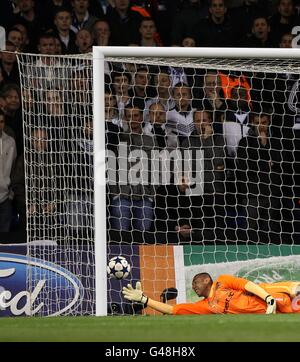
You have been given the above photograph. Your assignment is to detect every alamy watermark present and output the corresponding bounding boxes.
[95,142,204,196]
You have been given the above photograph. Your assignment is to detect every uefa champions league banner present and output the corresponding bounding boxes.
[183,245,300,303]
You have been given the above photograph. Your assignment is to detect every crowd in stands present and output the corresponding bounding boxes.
[0,0,299,244]
[104,63,299,245]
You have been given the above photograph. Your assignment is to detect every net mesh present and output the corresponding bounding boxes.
[16,51,300,316]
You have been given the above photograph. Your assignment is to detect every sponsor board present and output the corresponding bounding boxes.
[0,253,84,317]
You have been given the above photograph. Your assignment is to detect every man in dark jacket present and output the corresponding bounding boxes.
[181,109,226,241]
[106,0,144,45]
[109,104,157,232]
[236,111,282,243]
[192,0,237,47]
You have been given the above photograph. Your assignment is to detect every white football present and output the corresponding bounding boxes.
[107,256,131,280]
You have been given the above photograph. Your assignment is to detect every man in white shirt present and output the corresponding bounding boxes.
[166,82,195,147]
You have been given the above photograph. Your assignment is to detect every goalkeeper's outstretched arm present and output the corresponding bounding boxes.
[122,282,174,314]
[146,298,173,314]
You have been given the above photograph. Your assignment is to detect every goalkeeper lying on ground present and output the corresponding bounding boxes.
[122,273,300,314]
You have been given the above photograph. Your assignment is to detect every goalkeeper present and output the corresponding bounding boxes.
[122,273,300,315]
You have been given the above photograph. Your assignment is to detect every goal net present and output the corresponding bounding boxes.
[16,48,300,316]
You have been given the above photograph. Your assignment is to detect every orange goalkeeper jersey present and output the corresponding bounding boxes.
[173,274,295,315]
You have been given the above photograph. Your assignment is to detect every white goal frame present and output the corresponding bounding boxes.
[93,46,300,316]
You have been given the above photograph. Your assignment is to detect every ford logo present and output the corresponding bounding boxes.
[0,253,84,317]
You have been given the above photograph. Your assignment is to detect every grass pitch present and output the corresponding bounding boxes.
[0,314,300,342]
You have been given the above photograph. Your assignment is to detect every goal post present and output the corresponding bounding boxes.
[13,47,300,318]
[92,46,300,314]
[93,48,107,316]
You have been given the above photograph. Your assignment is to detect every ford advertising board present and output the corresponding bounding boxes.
[0,253,84,317]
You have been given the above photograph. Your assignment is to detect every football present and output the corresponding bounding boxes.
[107,256,131,280]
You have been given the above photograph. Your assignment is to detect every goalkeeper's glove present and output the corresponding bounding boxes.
[265,295,276,314]
[122,282,148,306]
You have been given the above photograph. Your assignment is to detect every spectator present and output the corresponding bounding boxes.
[129,66,153,109]
[279,31,294,47]
[222,83,251,218]
[12,23,30,52]
[44,89,65,117]
[31,34,69,91]
[11,151,26,233]
[239,15,275,47]
[75,28,93,53]
[92,19,112,46]
[223,85,251,158]
[26,127,60,241]
[182,109,226,241]
[196,70,225,135]
[54,36,63,54]
[71,67,93,105]
[236,111,281,243]
[154,175,203,243]
[37,33,57,56]
[269,0,299,46]
[0,109,17,232]
[201,71,224,110]
[53,8,77,54]
[0,94,6,112]
[6,27,23,51]
[182,37,196,47]
[106,0,144,45]
[111,70,132,123]
[0,41,20,86]
[131,1,181,46]
[63,117,94,236]
[192,0,237,47]
[166,82,195,147]
[1,83,23,155]
[109,104,157,232]
[105,90,118,119]
[42,88,71,140]
[145,69,175,122]
[105,91,121,154]
[138,17,162,46]
[229,0,270,41]
[13,0,45,45]
[143,101,167,149]
[171,0,208,46]
[40,89,68,146]
[70,0,99,34]
[21,88,34,114]
[41,0,73,31]
[222,83,252,227]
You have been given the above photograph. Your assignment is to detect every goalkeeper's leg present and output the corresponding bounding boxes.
[268,292,300,313]
[260,281,300,299]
